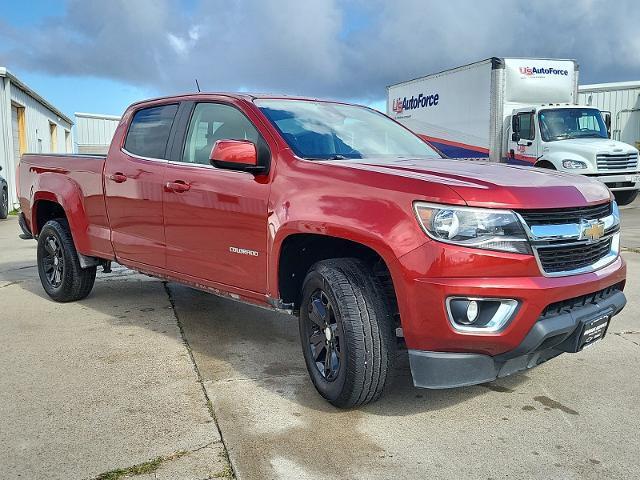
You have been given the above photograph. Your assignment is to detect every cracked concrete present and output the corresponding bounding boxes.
[0,217,231,480]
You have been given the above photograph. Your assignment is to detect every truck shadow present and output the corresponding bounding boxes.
[8,262,529,418]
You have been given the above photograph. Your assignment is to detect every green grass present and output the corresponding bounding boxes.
[8,208,19,216]
[212,450,234,479]
[94,451,188,480]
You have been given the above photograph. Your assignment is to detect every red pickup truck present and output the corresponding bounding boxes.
[18,93,627,407]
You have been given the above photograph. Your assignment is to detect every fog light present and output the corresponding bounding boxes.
[446,297,519,332]
[466,300,479,323]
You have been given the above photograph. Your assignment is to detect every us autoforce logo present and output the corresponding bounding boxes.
[392,92,439,114]
[580,220,606,242]
[519,66,569,76]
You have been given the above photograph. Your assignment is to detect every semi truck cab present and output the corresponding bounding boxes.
[508,105,640,205]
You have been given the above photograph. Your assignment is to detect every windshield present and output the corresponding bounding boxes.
[539,108,608,142]
[255,99,442,160]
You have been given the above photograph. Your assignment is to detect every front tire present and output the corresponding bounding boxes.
[37,219,96,302]
[613,190,638,206]
[299,259,395,408]
[0,188,7,219]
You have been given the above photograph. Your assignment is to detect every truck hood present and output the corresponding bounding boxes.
[542,137,638,158]
[323,158,612,209]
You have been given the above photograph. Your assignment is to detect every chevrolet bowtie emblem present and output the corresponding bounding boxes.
[581,220,605,242]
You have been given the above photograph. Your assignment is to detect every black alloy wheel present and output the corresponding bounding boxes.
[42,234,65,288]
[306,289,342,381]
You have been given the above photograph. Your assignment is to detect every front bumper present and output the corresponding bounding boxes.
[409,287,626,388]
[588,172,640,191]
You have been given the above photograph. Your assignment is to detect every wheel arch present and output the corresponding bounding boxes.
[274,231,401,321]
[31,179,91,253]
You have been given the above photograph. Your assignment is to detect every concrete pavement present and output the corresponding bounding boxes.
[1,201,639,479]
[170,255,640,480]
[621,202,640,249]
[0,217,231,479]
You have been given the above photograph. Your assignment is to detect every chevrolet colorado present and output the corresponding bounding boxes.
[18,94,627,407]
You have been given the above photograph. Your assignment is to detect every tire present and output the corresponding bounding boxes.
[613,190,638,206]
[298,258,395,408]
[0,188,7,219]
[37,219,96,302]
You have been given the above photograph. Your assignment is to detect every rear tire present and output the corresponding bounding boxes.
[613,190,638,206]
[37,219,96,302]
[298,258,395,408]
[0,188,7,219]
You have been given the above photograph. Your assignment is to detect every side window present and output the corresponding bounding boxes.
[182,103,260,165]
[518,112,535,141]
[124,104,178,159]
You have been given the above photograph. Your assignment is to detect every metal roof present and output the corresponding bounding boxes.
[74,112,122,120]
[0,67,73,125]
[579,81,640,92]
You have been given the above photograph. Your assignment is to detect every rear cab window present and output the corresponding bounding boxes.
[124,104,178,159]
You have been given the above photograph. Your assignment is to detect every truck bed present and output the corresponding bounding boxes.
[18,153,114,259]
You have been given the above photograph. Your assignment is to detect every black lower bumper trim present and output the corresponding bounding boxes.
[409,290,626,389]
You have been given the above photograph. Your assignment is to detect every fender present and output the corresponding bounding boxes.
[31,173,92,255]
[269,218,425,305]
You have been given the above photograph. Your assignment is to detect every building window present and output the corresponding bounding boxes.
[49,122,58,153]
[64,130,72,153]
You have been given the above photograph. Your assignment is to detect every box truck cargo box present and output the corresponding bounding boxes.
[388,58,640,205]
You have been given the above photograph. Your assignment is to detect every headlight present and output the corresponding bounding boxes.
[562,159,587,169]
[414,202,532,254]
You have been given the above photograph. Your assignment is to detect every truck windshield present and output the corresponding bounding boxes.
[255,99,441,160]
[539,108,608,142]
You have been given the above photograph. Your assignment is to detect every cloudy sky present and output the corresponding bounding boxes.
[1,0,639,118]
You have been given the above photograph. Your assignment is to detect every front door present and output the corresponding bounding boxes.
[104,103,178,268]
[163,102,271,294]
[509,109,538,164]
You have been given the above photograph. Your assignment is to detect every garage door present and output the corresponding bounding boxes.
[11,104,20,164]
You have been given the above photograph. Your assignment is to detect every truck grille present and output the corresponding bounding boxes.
[517,202,611,226]
[536,238,613,274]
[596,153,638,171]
[517,201,618,276]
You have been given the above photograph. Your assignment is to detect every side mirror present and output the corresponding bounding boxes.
[511,115,520,142]
[602,111,612,138]
[210,139,263,173]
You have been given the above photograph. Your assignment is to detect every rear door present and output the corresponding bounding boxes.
[162,101,271,293]
[104,103,178,268]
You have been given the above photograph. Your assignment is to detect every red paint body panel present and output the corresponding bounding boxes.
[17,93,626,359]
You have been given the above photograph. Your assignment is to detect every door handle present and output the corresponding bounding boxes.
[109,173,128,183]
[164,181,191,193]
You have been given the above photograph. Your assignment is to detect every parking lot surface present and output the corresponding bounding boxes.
[1,201,639,479]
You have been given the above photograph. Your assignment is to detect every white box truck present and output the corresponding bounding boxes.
[387,57,640,205]
[579,81,640,150]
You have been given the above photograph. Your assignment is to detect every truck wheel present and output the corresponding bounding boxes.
[37,219,96,302]
[299,258,395,408]
[0,188,7,219]
[613,190,638,206]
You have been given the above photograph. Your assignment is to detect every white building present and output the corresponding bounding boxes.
[74,112,121,155]
[579,81,640,149]
[0,67,73,208]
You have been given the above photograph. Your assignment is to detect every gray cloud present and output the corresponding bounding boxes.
[1,0,639,103]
